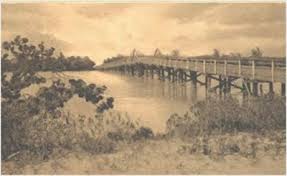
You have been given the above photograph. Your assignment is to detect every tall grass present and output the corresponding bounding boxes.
[2,108,154,160]
[166,95,286,159]
[166,95,286,137]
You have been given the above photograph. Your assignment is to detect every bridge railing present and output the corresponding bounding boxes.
[97,55,286,83]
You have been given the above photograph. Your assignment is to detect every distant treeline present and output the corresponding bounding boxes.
[2,37,95,72]
[4,54,95,72]
[102,47,276,64]
[41,55,95,71]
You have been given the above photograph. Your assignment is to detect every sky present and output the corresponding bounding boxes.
[2,3,286,64]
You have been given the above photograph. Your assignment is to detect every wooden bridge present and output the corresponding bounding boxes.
[96,50,286,98]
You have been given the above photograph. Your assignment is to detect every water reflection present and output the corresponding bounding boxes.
[23,71,282,133]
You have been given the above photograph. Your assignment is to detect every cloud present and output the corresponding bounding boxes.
[75,4,133,18]
[199,3,285,26]
[164,3,219,23]
[2,3,285,64]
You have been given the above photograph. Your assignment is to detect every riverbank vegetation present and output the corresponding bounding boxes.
[1,36,114,160]
[2,94,285,174]
[2,36,95,72]
[1,36,285,174]
[165,95,285,161]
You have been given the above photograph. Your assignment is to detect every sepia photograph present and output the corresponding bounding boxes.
[1,1,286,174]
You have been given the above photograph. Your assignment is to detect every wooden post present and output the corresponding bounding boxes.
[191,71,197,101]
[224,60,227,75]
[162,68,165,81]
[281,83,285,96]
[173,69,176,82]
[253,81,258,96]
[214,60,217,74]
[247,81,251,95]
[179,70,184,82]
[203,60,206,73]
[158,68,161,80]
[223,77,227,97]
[227,77,231,94]
[269,82,274,94]
[205,74,211,98]
[131,66,135,76]
[259,84,263,96]
[167,68,171,81]
[242,80,248,100]
[238,60,241,76]
[183,71,187,82]
[271,60,274,82]
[219,75,223,98]
[252,60,255,80]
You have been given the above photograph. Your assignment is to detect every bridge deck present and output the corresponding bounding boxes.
[97,56,286,83]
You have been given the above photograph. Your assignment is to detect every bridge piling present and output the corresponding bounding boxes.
[242,80,248,100]
[246,81,251,95]
[190,71,197,101]
[223,77,227,97]
[151,68,154,79]
[167,68,171,81]
[253,82,258,96]
[281,83,285,96]
[227,77,232,94]
[205,74,211,97]
[161,68,165,81]
[269,82,274,94]
[218,75,223,98]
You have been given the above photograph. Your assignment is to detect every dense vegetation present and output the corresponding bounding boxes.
[166,96,285,158]
[166,95,285,137]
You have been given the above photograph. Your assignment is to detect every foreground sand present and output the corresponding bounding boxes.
[2,138,285,175]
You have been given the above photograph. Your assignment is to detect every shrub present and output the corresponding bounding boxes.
[132,127,154,140]
[166,95,286,137]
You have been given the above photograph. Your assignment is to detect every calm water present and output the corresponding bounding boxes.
[23,71,281,132]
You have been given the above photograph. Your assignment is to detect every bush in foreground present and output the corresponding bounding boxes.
[166,95,285,138]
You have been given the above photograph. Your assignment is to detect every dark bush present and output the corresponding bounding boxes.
[132,127,154,140]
